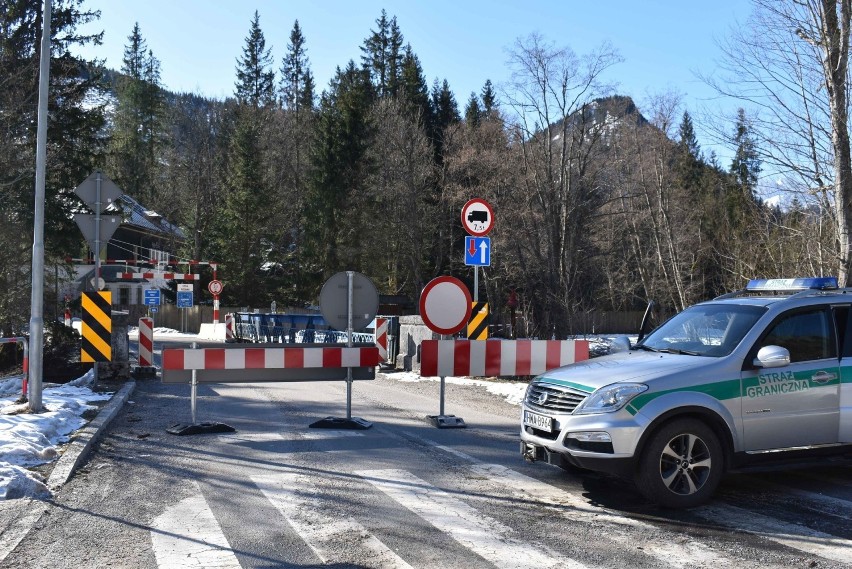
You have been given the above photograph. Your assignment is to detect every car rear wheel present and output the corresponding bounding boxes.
[635,418,723,508]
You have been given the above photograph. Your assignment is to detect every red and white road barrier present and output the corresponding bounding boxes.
[163,346,382,371]
[119,272,199,280]
[0,337,28,399]
[225,313,235,342]
[64,308,71,327]
[138,317,154,367]
[375,317,388,361]
[421,339,590,377]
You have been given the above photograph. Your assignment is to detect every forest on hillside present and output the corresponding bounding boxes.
[2,0,851,339]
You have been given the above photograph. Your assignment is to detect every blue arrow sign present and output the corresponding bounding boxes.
[144,288,161,306]
[465,236,491,266]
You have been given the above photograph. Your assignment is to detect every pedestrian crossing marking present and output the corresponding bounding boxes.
[357,468,588,569]
[252,473,413,569]
[150,481,240,569]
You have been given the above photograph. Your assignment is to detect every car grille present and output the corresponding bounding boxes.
[525,381,588,414]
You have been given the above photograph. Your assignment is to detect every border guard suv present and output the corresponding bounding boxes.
[520,277,852,508]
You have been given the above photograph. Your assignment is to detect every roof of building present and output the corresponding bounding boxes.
[111,194,186,239]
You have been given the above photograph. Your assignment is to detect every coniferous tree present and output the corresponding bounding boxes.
[235,10,275,108]
[109,23,166,207]
[431,78,460,160]
[279,20,314,112]
[0,0,106,332]
[730,108,761,198]
[481,79,497,116]
[361,9,404,98]
[399,45,433,129]
[304,62,375,284]
[464,92,482,127]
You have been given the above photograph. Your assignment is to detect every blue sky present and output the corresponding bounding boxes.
[73,0,752,155]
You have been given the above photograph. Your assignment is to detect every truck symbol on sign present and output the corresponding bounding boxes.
[468,210,488,223]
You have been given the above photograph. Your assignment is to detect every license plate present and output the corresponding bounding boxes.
[523,410,553,432]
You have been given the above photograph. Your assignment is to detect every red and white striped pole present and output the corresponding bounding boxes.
[138,317,154,367]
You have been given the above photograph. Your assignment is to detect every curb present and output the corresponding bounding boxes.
[47,381,136,491]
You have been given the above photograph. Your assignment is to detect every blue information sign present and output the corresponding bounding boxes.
[464,236,491,266]
[144,288,161,306]
[176,291,194,308]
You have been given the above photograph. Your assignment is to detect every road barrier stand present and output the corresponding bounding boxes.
[161,343,381,435]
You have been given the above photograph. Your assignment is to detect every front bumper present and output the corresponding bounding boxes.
[520,406,647,478]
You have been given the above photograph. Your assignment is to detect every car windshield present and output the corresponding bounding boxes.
[635,303,766,357]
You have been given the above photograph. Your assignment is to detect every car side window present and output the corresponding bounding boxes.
[759,308,835,363]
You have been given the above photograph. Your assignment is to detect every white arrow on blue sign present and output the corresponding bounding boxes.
[464,236,491,266]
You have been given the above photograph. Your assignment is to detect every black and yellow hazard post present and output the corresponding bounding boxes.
[81,291,112,363]
[467,301,489,340]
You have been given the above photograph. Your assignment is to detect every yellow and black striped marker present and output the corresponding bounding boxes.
[81,291,112,362]
[467,301,489,340]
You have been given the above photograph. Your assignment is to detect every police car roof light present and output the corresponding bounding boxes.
[745,277,838,292]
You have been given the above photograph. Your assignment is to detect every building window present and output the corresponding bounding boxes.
[119,287,130,305]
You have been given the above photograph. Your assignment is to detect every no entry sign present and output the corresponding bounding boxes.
[419,276,472,335]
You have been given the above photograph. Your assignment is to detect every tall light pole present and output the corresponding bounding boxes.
[28,0,52,412]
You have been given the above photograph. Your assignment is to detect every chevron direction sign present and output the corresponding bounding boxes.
[81,291,112,362]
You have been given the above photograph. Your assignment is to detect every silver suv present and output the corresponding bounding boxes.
[520,277,852,508]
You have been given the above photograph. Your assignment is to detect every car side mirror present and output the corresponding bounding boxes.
[753,345,791,368]
[610,336,631,353]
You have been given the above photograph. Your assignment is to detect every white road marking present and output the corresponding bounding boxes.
[697,504,852,565]
[150,481,241,569]
[466,463,729,568]
[218,430,365,443]
[252,473,412,569]
[357,468,588,569]
[0,499,48,564]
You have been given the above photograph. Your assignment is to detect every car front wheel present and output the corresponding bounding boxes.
[635,418,723,508]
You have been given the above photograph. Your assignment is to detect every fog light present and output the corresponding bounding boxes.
[567,431,611,443]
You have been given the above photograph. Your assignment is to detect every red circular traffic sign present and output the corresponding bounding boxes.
[208,279,224,295]
[419,276,472,335]
[461,198,494,237]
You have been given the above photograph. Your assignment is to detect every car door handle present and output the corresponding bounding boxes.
[811,371,837,384]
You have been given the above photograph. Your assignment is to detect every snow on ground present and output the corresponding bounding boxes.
[0,370,111,500]
[396,371,529,406]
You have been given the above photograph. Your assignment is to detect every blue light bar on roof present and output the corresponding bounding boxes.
[745,277,838,291]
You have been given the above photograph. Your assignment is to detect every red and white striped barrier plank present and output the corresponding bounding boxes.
[375,317,388,361]
[421,339,590,377]
[162,346,381,371]
[119,272,199,280]
[138,317,154,367]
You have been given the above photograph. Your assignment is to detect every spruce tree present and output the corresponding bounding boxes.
[279,20,315,113]
[0,0,105,331]
[481,79,497,116]
[430,78,460,160]
[464,92,482,127]
[399,45,432,128]
[235,10,275,108]
[109,23,165,207]
[361,9,404,98]
[304,62,375,282]
[730,108,761,198]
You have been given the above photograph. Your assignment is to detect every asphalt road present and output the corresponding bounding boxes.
[1,364,850,568]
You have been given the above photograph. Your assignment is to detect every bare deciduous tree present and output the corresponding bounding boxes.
[708,0,852,283]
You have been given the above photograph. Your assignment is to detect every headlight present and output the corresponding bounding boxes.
[574,383,648,414]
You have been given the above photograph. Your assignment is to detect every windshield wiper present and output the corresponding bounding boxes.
[658,348,702,356]
[633,344,659,352]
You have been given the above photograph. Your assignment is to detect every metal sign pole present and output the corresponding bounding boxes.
[346,270,354,420]
[474,266,479,302]
[191,342,198,424]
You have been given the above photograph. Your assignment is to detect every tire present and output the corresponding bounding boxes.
[635,418,724,508]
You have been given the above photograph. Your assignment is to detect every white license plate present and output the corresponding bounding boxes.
[523,410,553,432]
